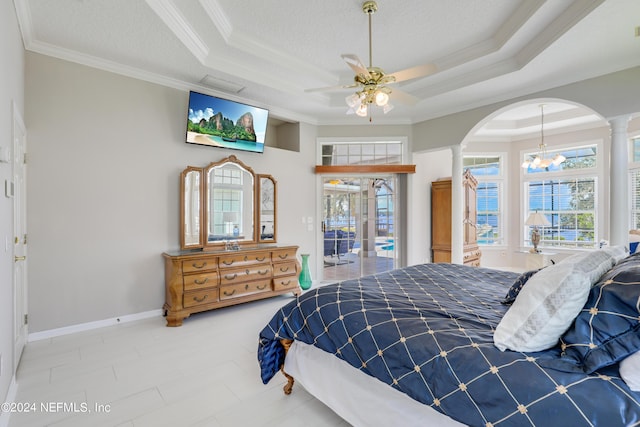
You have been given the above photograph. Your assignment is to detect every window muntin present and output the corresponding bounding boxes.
[526,178,596,248]
[464,155,503,245]
[321,142,403,166]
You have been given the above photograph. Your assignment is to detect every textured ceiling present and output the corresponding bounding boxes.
[13,0,640,137]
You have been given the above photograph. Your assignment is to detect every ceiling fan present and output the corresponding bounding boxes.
[307,1,437,118]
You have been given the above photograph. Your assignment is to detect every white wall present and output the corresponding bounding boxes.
[0,0,24,410]
[25,52,318,333]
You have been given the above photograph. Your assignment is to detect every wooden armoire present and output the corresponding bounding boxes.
[431,170,481,266]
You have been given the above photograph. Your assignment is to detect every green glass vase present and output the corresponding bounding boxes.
[299,253,312,290]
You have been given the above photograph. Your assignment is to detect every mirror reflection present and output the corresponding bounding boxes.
[182,168,202,247]
[206,161,254,243]
[180,155,276,250]
[259,175,276,242]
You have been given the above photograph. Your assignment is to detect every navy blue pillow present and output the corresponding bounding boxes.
[501,268,542,305]
[559,253,640,373]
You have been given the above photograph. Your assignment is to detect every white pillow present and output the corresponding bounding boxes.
[494,262,590,352]
[494,248,623,352]
[620,351,640,391]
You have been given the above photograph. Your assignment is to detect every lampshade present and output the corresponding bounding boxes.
[525,212,550,227]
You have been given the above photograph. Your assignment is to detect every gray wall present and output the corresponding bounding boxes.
[25,52,318,333]
[0,0,25,407]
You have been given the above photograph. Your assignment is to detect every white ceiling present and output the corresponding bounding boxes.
[13,0,640,138]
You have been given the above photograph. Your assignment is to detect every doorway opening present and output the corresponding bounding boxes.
[322,175,398,281]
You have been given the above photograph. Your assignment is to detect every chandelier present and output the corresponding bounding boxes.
[521,104,566,169]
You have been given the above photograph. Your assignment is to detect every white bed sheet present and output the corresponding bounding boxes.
[284,340,466,427]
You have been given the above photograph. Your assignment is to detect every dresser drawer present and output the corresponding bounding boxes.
[219,251,269,268]
[273,260,298,277]
[182,257,218,273]
[183,288,219,308]
[272,247,296,263]
[220,279,271,300]
[220,264,273,285]
[184,271,219,291]
[273,276,298,291]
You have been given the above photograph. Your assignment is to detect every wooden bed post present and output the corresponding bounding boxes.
[280,339,295,395]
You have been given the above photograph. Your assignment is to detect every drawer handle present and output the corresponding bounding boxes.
[194,278,209,285]
[225,273,238,280]
[193,295,208,302]
[245,284,249,290]
[257,284,268,290]
[192,262,207,269]
[222,260,235,266]
[256,256,266,261]
[279,266,290,272]
[280,280,291,286]
[258,269,269,275]
[223,289,236,296]
[278,254,289,259]
[244,255,249,262]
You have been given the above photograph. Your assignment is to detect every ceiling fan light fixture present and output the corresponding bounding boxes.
[346,93,361,108]
[355,103,368,117]
[374,90,389,106]
[383,102,394,114]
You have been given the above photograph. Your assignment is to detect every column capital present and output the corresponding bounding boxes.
[608,114,632,129]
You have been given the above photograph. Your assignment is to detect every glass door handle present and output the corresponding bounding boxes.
[14,255,26,262]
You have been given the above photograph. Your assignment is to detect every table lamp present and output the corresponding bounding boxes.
[525,211,550,253]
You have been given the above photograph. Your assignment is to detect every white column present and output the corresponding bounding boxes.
[608,115,631,248]
[451,144,464,264]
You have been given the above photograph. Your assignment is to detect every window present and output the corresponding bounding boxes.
[321,141,403,166]
[629,137,640,229]
[632,137,640,163]
[464,155,503,245]
[211,168,243,236]
[523,144,598,249]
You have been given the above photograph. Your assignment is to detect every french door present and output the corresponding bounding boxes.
[321,175,398,281]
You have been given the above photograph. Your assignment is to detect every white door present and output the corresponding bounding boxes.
[13,103,27,370]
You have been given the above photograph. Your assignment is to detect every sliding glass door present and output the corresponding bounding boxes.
[322,175,398,281]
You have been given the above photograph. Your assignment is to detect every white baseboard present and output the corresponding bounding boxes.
[0,375,18,427]
[28,309,163,342]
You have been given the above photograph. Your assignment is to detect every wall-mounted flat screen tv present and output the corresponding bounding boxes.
[186,91,269,154]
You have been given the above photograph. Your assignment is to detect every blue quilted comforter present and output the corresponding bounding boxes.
[257,263,640,426]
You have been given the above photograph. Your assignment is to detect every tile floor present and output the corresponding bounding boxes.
[8,294,350,427]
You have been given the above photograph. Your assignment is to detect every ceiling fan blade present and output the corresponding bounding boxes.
[389,88,420,106]
[387,63,437,83]
[341,54,371,79]
[305,83,358,93]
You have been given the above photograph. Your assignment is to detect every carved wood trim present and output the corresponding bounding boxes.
[280,339,295,395]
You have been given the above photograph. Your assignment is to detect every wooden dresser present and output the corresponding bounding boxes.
[163,245,301,326]
[431,170,481,266]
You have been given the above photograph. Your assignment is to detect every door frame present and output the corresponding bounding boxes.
[12,101,27,370]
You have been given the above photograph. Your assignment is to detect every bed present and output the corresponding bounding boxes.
[258,248,640,426]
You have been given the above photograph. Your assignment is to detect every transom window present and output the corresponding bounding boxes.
[321,141,403,166]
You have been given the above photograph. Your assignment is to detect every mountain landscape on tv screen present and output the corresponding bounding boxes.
[188,111,256,142]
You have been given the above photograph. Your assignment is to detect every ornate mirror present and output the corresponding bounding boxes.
[204,156,255,247]
[180,167,203,248]
[180,155,275,250]
[258,174,276,242]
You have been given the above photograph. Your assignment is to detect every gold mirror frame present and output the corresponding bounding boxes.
[257,174,277,243]
[180,155,277,250]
